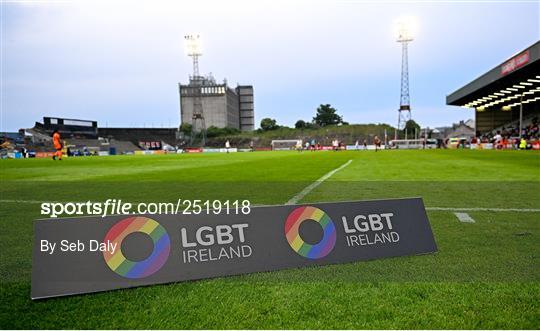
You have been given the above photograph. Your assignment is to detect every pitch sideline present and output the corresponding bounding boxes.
[0,200,538,213]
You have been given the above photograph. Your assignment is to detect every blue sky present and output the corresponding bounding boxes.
[1,0,539,131]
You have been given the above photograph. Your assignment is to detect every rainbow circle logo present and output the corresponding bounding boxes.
[103,216,170,279]
[285,206,336,259]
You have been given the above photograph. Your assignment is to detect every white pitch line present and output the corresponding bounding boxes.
[0,199,539,214]
[285,160,353,205]
[426,207,540,212]
[454,212,476,223]
[0,199,46,204]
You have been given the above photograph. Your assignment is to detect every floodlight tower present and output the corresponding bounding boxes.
[396,19,414,138]
[184,34,206,146]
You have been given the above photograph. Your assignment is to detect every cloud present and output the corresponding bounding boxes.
[2,0,539,131]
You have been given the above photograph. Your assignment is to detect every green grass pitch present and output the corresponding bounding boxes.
[0,150,538,329]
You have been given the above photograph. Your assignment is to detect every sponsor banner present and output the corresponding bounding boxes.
[472,143,493,150]
[139,141,162,150]
[98,151,110,156]
[135,150,155,155]
[8,152,23,158]
[35,152,55,158]
[501,50,529,75]
[219,148,237,153]
[272,147,291,151]
[32,198,436,299]
[238,148,252,152]
[202,148,221,153]
[346,145,383,150]
[255,147,272,151]
[185,148,202,153]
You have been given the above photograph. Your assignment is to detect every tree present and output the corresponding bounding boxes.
[305,122,318,129]
[295,120,307,129]
[403,119,421,136]
[179,123,192,135]
[260,118,279,131]
[313,104,343,127]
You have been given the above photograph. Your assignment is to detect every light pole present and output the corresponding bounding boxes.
[183,34,207,146]
[184,34,203,78]
[395,17,416,139]
[519,93,523,138]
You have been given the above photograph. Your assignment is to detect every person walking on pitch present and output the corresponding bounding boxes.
[374,136,381,152]
[52,129,63,160]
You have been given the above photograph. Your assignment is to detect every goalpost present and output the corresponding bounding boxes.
[271,140,302,151]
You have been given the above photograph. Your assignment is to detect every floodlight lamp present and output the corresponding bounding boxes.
[396,16,416,42]
[184,34,202,56]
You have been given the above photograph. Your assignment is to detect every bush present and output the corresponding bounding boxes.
[206,126,241,138]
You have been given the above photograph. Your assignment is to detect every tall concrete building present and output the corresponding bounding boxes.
[237,85,255,131]
[179,76,254,131]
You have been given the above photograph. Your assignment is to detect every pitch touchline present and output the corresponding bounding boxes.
[285,159,353,205]
[1,199,46,204]
[425,207,540,212]
[0,199,538,213]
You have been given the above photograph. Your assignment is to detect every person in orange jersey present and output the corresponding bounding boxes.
[52,129,63,160]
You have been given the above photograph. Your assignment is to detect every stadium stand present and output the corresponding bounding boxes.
[29,117,191,152]
[98,128,178,146]
[34,117,98,138]
[64,138,140,154]
[447,41,540,148]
